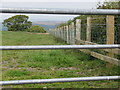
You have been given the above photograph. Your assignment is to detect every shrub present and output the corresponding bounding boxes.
[28,25,46,33]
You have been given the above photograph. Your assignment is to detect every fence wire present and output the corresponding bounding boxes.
[91,16,106,44]
[115,15,120,44]
[91,16,120,60]
[81,19,87,41]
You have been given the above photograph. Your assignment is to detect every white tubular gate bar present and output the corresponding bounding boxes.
[0,76,119,85]
[0,8,120,15]
[0,44,120,50]
[0,8,120,85]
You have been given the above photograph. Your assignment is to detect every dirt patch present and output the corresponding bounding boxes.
[57,67,77,70]
[50,67,78,71]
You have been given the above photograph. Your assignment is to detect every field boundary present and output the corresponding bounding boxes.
[50,15,120,66]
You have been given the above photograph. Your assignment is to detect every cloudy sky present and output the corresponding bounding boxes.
[2,0,106,2]
[1,0,106,22]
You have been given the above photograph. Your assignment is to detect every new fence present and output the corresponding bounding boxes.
[0,8,120,85]
[49,15,120,66]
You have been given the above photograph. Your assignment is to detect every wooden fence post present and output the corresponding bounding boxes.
[56,29,58,37]
[86,17,92,42]
[76,19,81,44]
[62,26,65,41]
[59,28,61,39]
[71,22,75,45]
[56,28,57,37]
[106,15,115,56]
[68,25,70,44]
[58,28,60,38]
[106,15,115,67]
[58,28,59,38]
[64,26,66,41]
[66,25,69,44]
[57,29,59,38]
[54,29,56,37]
[63,26,65,41]
[69,24,71,44]
[60,28,62,39]
[106,15,114,45]
[59,28,61,38]
[61,27,63,40]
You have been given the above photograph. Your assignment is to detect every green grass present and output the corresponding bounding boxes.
[1,31,120,88]
[6,70,30,77]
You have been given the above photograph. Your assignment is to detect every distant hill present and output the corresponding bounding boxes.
[0,21,64,31]
[33,21,63,25]
[32,24,58,31]
[32,21,64,31]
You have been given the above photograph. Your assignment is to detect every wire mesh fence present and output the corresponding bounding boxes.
[115,15,120,44]
[81,20,87,41]
[50,15,120,66]
[91,16,106,44]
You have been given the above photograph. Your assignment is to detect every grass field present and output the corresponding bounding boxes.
[1,31,120,88]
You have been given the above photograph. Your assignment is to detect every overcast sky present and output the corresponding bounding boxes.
[1,0,106,22]
[2,0,106,2]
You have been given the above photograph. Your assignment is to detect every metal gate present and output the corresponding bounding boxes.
[0,8,120,85]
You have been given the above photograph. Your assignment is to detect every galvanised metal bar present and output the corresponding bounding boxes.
[0,45,120,50]
[0,76,119,85]
[1,8,120,15]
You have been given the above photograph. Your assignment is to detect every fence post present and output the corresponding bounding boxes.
[62,26,64,41]
[64,26,67,41]
[55,29,56,37]
[61,27,63,40]
[55,28,57,37]
[57,28,59,38]
[59,27,61,38]
[64,26,66,41]
[56,28,58,38]
[69,24,71,44]
[62,26,65,41]
[106,15,114,45]
[68,25,70,44]
[71,22,75,45]
[59,28,61,39]
[76,19,81,44]
[57,28,59,37]
[106,15,115,66]
[86,17,92,42]
[66,25,69,44]
[59,28,61,38]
